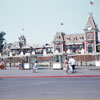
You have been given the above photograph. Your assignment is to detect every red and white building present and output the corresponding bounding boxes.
[84,13,99,53]
[53,13,100,54]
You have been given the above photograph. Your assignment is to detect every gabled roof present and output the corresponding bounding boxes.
[85,13,97,29]
[53,32,65,42]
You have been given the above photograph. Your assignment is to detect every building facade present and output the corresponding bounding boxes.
[53,13,99,54]
[3,14,100,56]
[84,13,99,53]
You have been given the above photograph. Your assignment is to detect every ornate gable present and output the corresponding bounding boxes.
[85,13,97,30]
[53,32,65,42]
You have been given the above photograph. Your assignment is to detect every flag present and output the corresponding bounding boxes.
[90,1,94,5]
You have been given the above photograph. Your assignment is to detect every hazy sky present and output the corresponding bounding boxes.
[0,0,100,44]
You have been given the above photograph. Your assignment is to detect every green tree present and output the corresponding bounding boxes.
[0,31,6,52]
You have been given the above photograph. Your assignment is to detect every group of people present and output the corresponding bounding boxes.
[18,60,24,70]
[64,56,76,74]
[33,56,76,74]
[1,56,76,74]
[17,55,76,74]
[17,56,39,72]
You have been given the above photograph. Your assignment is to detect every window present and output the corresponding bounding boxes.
[88,33,92,39]
[72,37,77,41]
[73,37,77,40]
[80,45,83,49]
[66,45,70,50]
[66,38,71,40]
[80,37,84,40]
[88,45,92,53]
[56,36,61,40]
[56,36,59,39]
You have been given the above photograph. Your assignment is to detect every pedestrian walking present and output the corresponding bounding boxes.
[69,56,76,73]
[0,59,5,69]
[63,56,69,74]
[33,57,39,72]
[21,60,24,70]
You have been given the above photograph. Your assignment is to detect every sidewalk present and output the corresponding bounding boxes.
[0,66,100,78]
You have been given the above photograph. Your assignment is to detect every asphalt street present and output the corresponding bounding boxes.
[0,66,100,99]
[0,77,100,99]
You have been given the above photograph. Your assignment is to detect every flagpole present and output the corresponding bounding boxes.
[89,1,94,13]
[89,1,91,13]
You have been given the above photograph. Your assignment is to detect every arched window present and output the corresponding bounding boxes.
[88,33,92,39]
[88,45,92,53]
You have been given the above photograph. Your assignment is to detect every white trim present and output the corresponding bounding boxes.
[65,42,83,45]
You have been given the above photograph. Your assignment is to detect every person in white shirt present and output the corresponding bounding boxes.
[69,56,76,73]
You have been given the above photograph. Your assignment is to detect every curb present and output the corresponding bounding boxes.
[0,75,100,78]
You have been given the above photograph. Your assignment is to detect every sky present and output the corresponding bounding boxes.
[0,0,100,45]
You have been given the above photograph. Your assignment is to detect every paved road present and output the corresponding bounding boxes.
[0,67,100,99]
[0,77,100,99]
